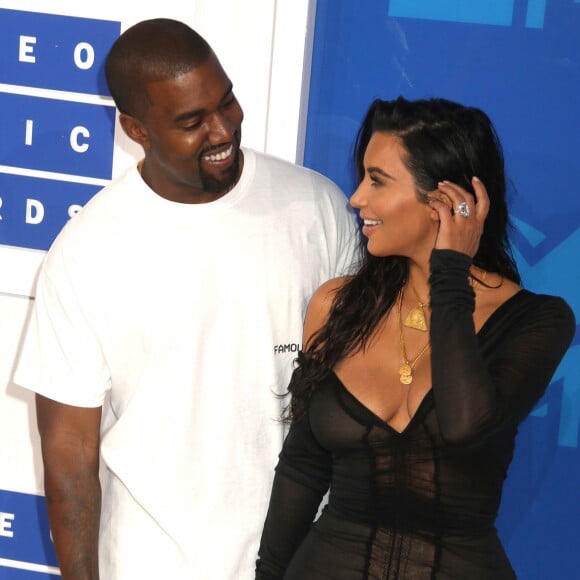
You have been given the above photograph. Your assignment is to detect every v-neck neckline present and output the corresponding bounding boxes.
[328,289,528,436]
[328,368,433,436]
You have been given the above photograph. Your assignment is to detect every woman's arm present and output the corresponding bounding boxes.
[429,249,575,445]
[256,279,345,578]
[427,178,575,445]
[255,411,332,578]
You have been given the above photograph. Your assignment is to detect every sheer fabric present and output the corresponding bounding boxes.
[256,250,575,579]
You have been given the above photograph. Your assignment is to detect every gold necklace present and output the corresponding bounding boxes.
[398,289,430,385]
[469,269,487,291]
[403,284,429,332]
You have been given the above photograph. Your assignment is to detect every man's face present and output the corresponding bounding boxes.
[128,53,244,203]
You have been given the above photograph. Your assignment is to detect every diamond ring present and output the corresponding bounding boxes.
[457,201,470,218]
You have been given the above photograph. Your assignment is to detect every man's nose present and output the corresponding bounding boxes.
[206,111,234,143]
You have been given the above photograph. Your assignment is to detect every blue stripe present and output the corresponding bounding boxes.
[525,0,547,28]
[388,0,515,27]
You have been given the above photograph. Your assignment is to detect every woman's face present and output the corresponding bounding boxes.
[350,132,437,259]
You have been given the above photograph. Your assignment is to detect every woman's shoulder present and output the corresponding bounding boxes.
[315,275,352,298]
[503,289,575,356]
[518,289,576,327]
[478,278,575,339]
[310,275,353,314]
[303,276,353,347]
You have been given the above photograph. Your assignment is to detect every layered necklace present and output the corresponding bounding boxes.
[397,288,430,385]
[396,270,489,384]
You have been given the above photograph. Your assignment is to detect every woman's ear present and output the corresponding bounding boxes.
[429,204,441,222]
[119,113,151,150]
[426,191,445,221]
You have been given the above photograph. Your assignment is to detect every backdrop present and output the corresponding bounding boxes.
[303,1,579,578]
[1,1,578,578]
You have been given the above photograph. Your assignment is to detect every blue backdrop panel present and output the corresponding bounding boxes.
[304,1,579,577]
[0,93,116,179]
[0,9,120,254]
[0,490,56,569]
[0,8,120,96]
[0,570,58,580]
[0,174,102,251]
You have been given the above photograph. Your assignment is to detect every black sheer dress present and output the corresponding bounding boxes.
[256,250,575,579]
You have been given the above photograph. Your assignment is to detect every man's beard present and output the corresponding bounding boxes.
[200,147,241,195]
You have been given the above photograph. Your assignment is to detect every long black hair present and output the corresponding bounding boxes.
[286,96,520,422]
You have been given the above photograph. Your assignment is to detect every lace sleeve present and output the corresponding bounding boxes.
[429,249,575,446]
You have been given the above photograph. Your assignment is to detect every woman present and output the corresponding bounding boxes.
[255,97,575,579]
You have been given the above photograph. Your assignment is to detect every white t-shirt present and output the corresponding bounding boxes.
[14,148,360,579]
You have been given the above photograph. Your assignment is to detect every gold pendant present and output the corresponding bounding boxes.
[400,372,413,385]
[399,363,413,384]
[399,363,412,376]
[403,305,428,332]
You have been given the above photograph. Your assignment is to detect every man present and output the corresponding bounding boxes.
[14,18,359,580]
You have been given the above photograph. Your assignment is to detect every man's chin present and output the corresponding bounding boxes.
[202,158,241,195]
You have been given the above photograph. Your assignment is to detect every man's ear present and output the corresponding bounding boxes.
[119,113,150,150]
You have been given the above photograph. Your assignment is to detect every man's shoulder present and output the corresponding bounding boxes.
[251,149,343,192]
[45,167,136,258]
[62,166,136,227]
